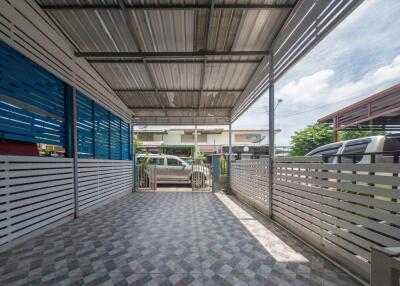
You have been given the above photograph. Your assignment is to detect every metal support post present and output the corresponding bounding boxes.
[228,123,232,177]
[371,247,400,286]
[333,116,338,142]
[212,154,220,192]
[194,124,198,159]
[64,84,79,218]
[268,55,275,218]
[131,124,136,192]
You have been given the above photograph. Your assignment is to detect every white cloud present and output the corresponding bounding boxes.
[371,55,400,84]
[234,53,400,145]
[277,70,334,105]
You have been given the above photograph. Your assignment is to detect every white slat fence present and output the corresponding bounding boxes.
[272,156,400,281]
[230,159,269,215]
[0,156,74,246]
[78,159,133,210]
[0,156,133,248]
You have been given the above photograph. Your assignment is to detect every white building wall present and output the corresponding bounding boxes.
[139,130,273,147]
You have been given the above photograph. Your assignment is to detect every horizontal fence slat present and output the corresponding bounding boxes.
[0,156,133,247]
[232,156,399,281]
[77,159,133,211]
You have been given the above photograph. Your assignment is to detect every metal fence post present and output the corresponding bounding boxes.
[227,123,232,176]
[371,247,400,286]
[212,155,220,192]
[131,123,136,192]
[64,84,79,218]
[268,54,274,218]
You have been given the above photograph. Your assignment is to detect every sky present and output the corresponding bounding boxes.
[233,0,400,145]
[139,0,400,146]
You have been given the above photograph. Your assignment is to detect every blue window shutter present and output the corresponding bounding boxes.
[0,42,65,146]
[94,103,110,159]
[76,91,130,160]
[76,91,94,158]
[121,120,129,160]
[110,113,121,159]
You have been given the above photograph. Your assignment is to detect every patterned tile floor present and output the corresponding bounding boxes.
[0,192,362,286]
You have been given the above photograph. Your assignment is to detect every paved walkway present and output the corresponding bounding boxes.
[0,192,362,285]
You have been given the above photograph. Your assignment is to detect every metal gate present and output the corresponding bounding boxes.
[137,164,157,191]
[191,163,212,191]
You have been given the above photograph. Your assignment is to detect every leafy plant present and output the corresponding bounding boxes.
[289,123,386,156]
[133,136,143,154]
[289,123,333,156]
[338,130,384,141]
[194,152,206,163]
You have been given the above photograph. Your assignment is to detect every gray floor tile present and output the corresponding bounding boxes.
[0,192,362,286]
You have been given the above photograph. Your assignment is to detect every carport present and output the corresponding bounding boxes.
[0,1,381,285]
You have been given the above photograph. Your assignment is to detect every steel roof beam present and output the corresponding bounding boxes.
[41,4,294,11]
[88,59,261,64]
[115,89,243,93]
[134,115,230,118]
[198,0,215,114]
[143,59,166,115]
[115,0,166,116]
[75,51,268,58]
[203,0,214,51]
[131,107,231,111]
[116,0,142,52]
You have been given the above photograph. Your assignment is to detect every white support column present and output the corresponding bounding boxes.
[131,123,136,192]
[228,123,232,177]
[268,55,275,218]
[194,124,198,159]
[64,84,79,218]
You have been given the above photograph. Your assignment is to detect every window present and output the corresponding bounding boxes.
[167,158,182,166]
[383,137,400,152]
[308,144,342,163]
[308,144,342,156]
[148,158,164,166]
[342,140,369,163]
[234,134,263,143]
[138,133,154,141]
[181,134,207,143]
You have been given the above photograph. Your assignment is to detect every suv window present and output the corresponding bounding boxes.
[308,144,342,162]
[342,140,369,163]
[383,137,400,152]
[148,158,164,166]
[167,158,183,166]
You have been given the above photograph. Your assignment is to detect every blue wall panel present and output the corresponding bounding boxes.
[110,113,121,160]
[77,92,130,160]
[121,121,129,160]
[0,42,65,146]
[94,103,110,159]
[77,92,94,158]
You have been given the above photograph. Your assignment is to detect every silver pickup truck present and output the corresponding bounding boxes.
[137,154,209,185]
[306,135,400,163]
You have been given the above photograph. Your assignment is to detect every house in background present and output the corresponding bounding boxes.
[135,128,281,159]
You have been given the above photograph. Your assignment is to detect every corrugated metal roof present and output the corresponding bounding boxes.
[35,0,360,125]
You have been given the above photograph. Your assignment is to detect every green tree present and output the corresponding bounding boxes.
[289,123,333,156]
[133,136,142,154]
[288,123,386,156]
[338,130,384,141]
